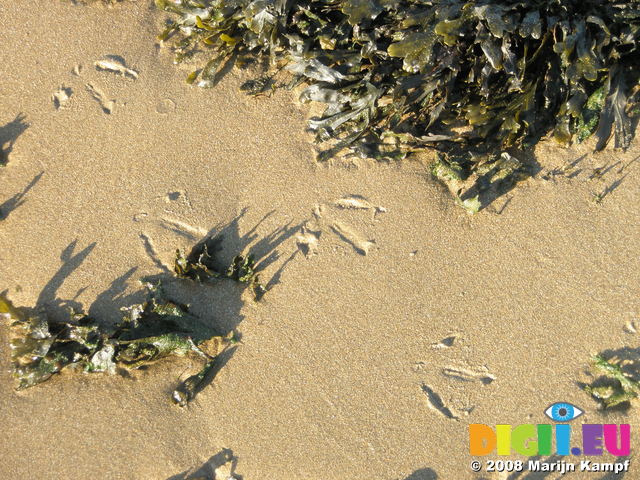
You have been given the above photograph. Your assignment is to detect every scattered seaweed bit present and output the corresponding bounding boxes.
[94,56,139,79]
[174,235,266,299]
[584,354,640,409]
[172,358,216,407]
[590,172,629,204]
[171,334,234,407]
[592,190,606,204]
[156,0,640,166]
[0,285,232,405]
[431,151,532,212]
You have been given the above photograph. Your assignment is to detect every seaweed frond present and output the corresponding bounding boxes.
[431,151,530,212]
[584,354,640,409]
[157,0,640,165]
[174,235,266,299]
[1,285,232,405]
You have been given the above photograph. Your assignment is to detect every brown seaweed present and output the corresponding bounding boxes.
[1,284,232,406]
[156,0,640,168]
[175,234,266,299]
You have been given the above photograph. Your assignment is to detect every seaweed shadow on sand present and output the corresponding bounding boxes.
[170,208,303,304]
[150,209,301,402]
[0,171,43,221]
[35,239,97,318]
[167,448,241,480]
[1,211,302,407]
[460,151,542,213]
[0,114,28,166]
[403,467,438,480]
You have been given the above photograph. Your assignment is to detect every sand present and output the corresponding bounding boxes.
[1,1,639,479]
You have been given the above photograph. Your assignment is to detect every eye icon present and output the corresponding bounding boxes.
[544,402,583,422]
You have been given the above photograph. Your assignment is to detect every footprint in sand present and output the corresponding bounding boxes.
[420,384,459,421]
[55,55,139,115]
[333,194,387,220]
[139,232,171,272]
[133,212,148,222]
[295,228,321,258]
[297,195,385,257]
[52,86,72,110]
[85,83,115,114]
[624,319,638,334]
[330,220,376,256]
[159,216,207,241]
[156,98,177,114]
[431,335,459,350]
[416,338,495,419]
[441,365,496,385]
[162,190,192,207]
[411,361,428,373]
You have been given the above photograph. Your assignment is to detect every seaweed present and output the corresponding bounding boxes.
[430,150,533,213]
[156,0,640,168]
[175,234,266,299]
[584,354,640,409]
[1,227,276,404]
[1,284,233,406]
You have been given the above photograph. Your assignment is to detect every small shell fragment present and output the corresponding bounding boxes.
[94,57,139,79]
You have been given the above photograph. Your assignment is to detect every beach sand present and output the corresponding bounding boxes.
[0,1,639,478]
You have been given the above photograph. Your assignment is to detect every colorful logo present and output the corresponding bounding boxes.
[469,402,631,457]
[544,402,583,422]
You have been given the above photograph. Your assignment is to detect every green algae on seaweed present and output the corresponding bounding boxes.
[156,0,640,167]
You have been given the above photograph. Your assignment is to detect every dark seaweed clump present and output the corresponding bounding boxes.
[1,285,230,406]
[0,236,257,406]
[156,0,640,167]
[175,234,266,299]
